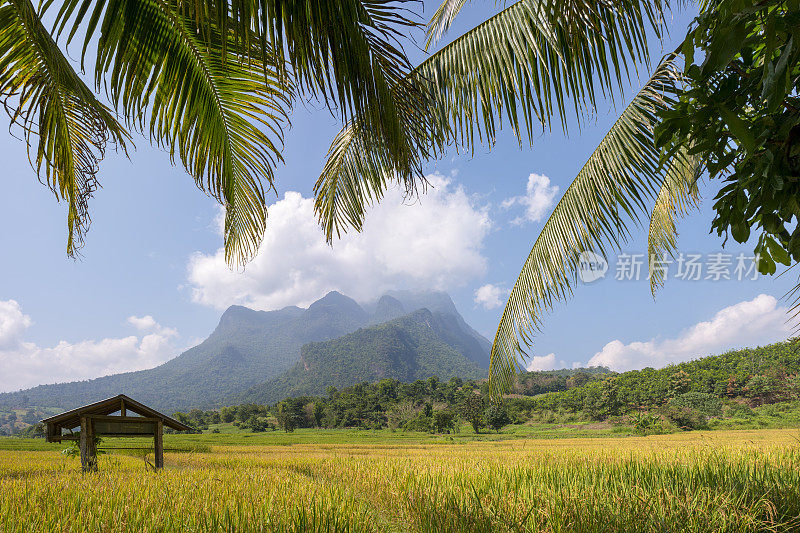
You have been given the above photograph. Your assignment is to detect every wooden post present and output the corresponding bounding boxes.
[87,419,97,471]
[79,416,97,472]
[154,420,164,469]
[79,416,88,471]
[120,398,126,417]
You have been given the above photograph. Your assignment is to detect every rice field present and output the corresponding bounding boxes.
[2,429,800,532]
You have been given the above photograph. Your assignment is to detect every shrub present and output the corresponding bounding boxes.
[484,404,511,432]
[670,392,723,418]
[725,403,755,418]
[432,410,457,434]
[241,416,272,432]
[386,402,418,430]
[662,406,708,430]
[403,413,433,433]
[628,412,673,435]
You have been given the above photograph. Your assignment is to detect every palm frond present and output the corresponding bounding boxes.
[52,0,422,158]
[315,121,403,241]
[316,0,671,243]
[51,0,292,266]
[647,147,702,295]
[425,0,473,49]
[0,0,129,256]
[488,55,684,399]
[420,0,669,143]
[314,81,440,241]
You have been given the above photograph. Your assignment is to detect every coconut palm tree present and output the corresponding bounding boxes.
[0,0,423,265]
[313,0,707,397]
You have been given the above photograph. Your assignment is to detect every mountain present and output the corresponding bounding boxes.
[0,292,369,411]
[0,290,490,412]
[240,309,486,404]
[369,295,406,324]
[364,290,491,368]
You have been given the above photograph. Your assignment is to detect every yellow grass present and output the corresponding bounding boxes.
[2,429,799,532]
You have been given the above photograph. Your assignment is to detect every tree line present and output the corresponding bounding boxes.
[173,340,800,435]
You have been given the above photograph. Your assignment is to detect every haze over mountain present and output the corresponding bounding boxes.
[0,291,490,411]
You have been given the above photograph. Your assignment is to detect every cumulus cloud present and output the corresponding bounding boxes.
[188,173,492,310]
[474,283,510,310]
[502,173,559,224]
[127,315,157,331]
[526,353,563,371]
[0,300,31,349]
[587,294,791,371]
[0,302,181,393]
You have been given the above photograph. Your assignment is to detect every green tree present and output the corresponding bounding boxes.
[312,402,325,427]
[484,404,511,432]
[459,392,486,433]
[432,409,456,433]
[19,422,45,438]
[242,415,270,432]
[276,400,305,432]
[482,0,800,396]
[657,0,800,277]
[745,374,778,406]
[670,371,692,397]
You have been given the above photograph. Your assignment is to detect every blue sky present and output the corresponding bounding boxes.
[0,3,795,392]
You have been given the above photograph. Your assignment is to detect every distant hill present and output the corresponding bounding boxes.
[518,339,800,418]
[240,309,487,403]
[0,290,490,411]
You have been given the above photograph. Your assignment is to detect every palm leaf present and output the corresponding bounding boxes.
[0,0,129,256]
[315,0,671,243]
[314,82,440,241]
[422,0,669,144]
[647,147,702,295]
[50,0,427,264]
[425,0,474,49]
[487,55,687,398]
[190,0,424,164]
[51,0,292,266]
[50,0,423,157]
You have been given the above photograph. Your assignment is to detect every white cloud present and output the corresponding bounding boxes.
[0,301,180,393]
[502,173,559,224]
[587,294,791,371]
[127,315,157,331]
[188,173,492,310]
[526,353,562,371]
[0,300,31,349]
[474,283,509,310]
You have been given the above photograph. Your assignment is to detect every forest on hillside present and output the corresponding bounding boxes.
[166,340,800,436]
[9,340,799,437]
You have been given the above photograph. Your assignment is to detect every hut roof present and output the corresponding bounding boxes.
[41,394,191,432]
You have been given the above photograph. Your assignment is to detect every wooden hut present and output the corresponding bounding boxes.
[42,394,190,471]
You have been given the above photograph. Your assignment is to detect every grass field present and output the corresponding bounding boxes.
[1,428,800,532]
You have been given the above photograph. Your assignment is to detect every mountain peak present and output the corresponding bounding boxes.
[216,305,261,329]
[309,291,364,313]
[384,290,458,316]
[323,290,344,298]
[304,291,368,332]
[371,295,406,324]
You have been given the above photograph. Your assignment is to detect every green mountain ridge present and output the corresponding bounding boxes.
[0,290,490,412]
[241,309,487,404]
